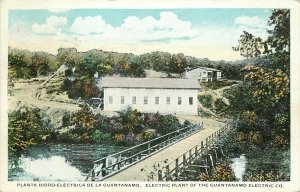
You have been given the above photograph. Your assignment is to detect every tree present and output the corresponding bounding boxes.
[8,48,32,78]
[230,9,290,144]
[8,107,47,154]
[169,53,187,74]
[31,52,50,76]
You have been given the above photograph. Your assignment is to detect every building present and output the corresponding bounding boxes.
[102,77,201,115]
[185,67,222,82]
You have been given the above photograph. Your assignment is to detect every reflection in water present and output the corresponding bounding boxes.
[230,154,247,181]
[14,156,84,181]
[8,144,126,181]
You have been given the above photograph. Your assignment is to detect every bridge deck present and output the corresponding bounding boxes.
[104,117,225,181]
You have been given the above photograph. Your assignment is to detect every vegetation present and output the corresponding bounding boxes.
[198,162,237,181]
[214,98,228,113]
[8,106,190,155]
[9,46,246,100]
[8,107,56,156]
[202,80,238,90]
[229,9,290,146]
[198,95,213,108]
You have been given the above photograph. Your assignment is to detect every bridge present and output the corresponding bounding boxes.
[85,118,232,181]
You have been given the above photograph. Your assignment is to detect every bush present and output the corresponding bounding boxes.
[91,130,112,144]
[198,162,237,181]
[119,107,144,134]
[198,95,213,108]
[142,129,157,141]
[8,107,50,154]
[214,98,227,112]
[157,115,180,135]
[244,171,284,181]
[202,80,236,90]
[183,120,192,127]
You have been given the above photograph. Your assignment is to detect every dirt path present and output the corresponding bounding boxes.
[8,79,80,112]
[104,115,225,181]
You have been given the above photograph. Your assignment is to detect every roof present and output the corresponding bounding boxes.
[102,77,201,89]
[186,67,221,72]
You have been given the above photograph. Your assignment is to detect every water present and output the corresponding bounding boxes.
[230,154,247,181]
[8,144,127,181]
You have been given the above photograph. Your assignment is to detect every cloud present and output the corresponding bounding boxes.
[70,11,197,42]
[234,16,267,28]
[116,11,196,42]
[70,16,113,35]
[31,16,67,35]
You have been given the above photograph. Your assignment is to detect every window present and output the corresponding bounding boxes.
[132,96,136,104]
[144,96,148,104]
[155,97,159,104]
[178,97,182,105]
[109,96,113,104]
[166,97,170,105]
[121,96,125,104]
[189,97,193,105]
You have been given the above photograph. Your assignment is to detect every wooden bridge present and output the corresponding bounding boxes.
[85,120,232,181]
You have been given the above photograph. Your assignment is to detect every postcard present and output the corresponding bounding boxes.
[1,0,300,191]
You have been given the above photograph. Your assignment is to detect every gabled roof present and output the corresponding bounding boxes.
[186,67,221,72]
[102,77,201,89]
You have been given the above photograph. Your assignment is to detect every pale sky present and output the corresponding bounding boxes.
[9,9,271,61]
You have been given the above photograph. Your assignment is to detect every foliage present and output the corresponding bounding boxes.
[119,107,144,134]
[91,130,111,143]
[198,162,237,181]
[244,171,284,181]
[62,77,101,99]
[198,95,213,108]
[157,115,181,135]
[183,120,192,127]
[8,48,59,79]
[142,129,157,141]
[202,80,237,90]
[72,105,95,129]
[214,98,227,113]
[8,107,50,155]
[229,9,290,145]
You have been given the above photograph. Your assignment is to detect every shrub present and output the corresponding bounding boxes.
[235,131,246,142]
[273,134,289,148]
[248,131,262,144]
[198,162,237,181]
[157,114,180,135]
[142,129,157,141]
[214,98,227,112]
[183,120,192,127]
[120,107,144,134]
[72,105,95,129]
[91,130,112,144]
[57,131,80,143]
[114,133,126,144]
[8,107,49,154]
[244,171,284,181]
[198,94,213,108]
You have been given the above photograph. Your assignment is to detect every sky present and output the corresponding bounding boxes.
[8,9,272,61]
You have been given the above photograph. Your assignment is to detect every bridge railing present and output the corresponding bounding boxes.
[157,121,233,181]
[85,122,203,181]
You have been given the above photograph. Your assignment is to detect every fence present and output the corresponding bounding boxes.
[85,122,203,181]
[157,121,233,181]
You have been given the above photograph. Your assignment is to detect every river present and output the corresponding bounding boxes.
[8,144,127,181]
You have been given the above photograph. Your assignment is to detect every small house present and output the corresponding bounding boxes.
[185,67,222,82]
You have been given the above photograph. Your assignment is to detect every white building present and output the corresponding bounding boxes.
[185,67,222,82]
[102,77,201,115]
